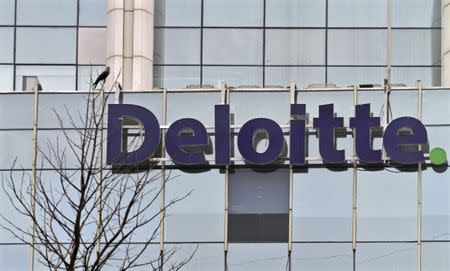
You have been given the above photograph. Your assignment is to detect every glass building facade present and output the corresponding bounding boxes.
[0,0,449,271]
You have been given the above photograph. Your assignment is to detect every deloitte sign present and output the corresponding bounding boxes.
[106,103,447,166]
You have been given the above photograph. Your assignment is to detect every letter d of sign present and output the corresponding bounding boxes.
[107,104,161,165]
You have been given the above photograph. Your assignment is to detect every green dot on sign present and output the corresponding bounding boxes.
[430,148,447,165]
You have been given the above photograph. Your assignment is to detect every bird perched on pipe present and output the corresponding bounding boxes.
[93,66,110,89]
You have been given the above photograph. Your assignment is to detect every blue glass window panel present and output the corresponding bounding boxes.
[164,244,224,270]
[16,28,76,64]
[327,67,386,87]
[155,0,201,27]
[423,169,450,241]
[422,89,450,125]
[79,0,107,26]
[15,66,76,91]
[166,91,221,125]
[0,245,29,270]
[202,66,263,88]
[78,28,106,65]
[230,91,290,125]
[0,65,13,91]
[165,170,224,242]
[389,90,419,119]
[266,0,326,27]
[0,93,34,129]
[227,244,288,270]
[265,30,325,65]
[17,0,77,25]
[0,131,32,170]
[293,169,352,241]
[392,0,441,27]
[265,67,325,88]
[328,30,387,65]
[153,66,200,89]
[422,242,450,270]
[392,29,441,66]
[203,29,263,65]
[154,29,201,65]
[328,0,387,27]
[0,0,15,24]
[0,28,14,63]
[77,65,106,90]
[122,92,164,123]
[391,67,441,87]
[204,0,263,27]
[356,243,416,270]
[358,170,417,241]
[292,243,353,270]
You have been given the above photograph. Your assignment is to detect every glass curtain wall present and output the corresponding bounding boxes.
[0,0,107,91]
[154,0,442,89]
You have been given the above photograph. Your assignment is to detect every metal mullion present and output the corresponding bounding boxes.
[223,84,229,265]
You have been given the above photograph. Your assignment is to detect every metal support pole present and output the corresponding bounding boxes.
[30,87,39,271]
[417,80,423,271]
[95,88,105,255]
[288,81,296,254]
[223,82,229,254]
[160,89,168,266]
[352,86,358,253]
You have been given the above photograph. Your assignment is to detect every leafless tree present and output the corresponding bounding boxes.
[0,74,193,270]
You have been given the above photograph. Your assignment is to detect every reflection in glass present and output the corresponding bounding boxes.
[203,29,263,65]
[17,0,77,25]
[16,66,76,91]
[265,30,325,65]
[16,28,76,64]
[154,29,200,65]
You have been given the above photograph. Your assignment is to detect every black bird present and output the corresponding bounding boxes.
[93,66,110,89]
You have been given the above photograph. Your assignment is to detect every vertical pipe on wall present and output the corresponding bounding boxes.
[442,0,450,86]
[386,0,392,83]
[159,89,168,266]
[351,86,358,254]
[417,80,423,271]
[30,87,39,271]
[133,0,154,90]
